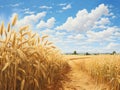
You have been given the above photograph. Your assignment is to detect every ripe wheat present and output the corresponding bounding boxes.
[0,14,70,90]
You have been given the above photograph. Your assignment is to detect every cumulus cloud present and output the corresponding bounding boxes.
[9,3,120,53]
[93,18,110,29]
[106,42,120,49]
[87,27,118,42]
[95,18,110,25]
[37,17,56,29]
[68,34,84,40]
[10,12,46,28]
[55,31,66,36]
[56,4,110,32]
[115,32,120,37]
[40,29,55,35]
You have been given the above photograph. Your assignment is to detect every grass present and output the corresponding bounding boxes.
[0,14,70,90]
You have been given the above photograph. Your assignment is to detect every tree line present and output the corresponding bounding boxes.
[72,51,117,55]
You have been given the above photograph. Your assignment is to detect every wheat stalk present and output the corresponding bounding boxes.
[12,14,18,26]
[0,14,70,90]
[7,23,11,32]
[21,79,25,90]
[0,22,4,36]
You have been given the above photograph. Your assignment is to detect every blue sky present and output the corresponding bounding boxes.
[0,0,120,53]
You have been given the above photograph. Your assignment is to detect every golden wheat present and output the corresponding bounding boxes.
[0,14,70,90]
[7,23,10,32]
[0,22,4,36]
[12,14,18,26]
[79,55,120,90]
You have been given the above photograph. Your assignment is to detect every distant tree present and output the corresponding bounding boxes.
[85,52,90,55]
[94,53,99,55]
[73,51,77,55]
[112,51,116,55]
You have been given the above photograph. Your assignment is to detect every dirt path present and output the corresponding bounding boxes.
[64,56,108,90]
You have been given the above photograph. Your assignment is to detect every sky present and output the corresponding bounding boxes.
[0,0,120,53]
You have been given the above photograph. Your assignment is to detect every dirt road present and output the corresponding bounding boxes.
[64,55,108,90]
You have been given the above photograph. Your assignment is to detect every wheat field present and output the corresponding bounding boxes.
[0,15,70,90]
[66,55,120,90]
[83,55,120,90]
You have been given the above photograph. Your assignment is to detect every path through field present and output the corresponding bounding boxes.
[64,55,108,90]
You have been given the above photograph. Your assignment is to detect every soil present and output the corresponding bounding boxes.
[64,55,108,90]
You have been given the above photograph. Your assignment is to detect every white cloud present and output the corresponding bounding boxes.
[8,3,120,53]
[56,4,110,32]
[10,12,46,28]
[106,42,120,49]
[59,3,67,6]
[58,3,71,12]
[93,18,110,29]
[23,8,35,14]
[115,32,120,37]
[68,34,84,40]
[37,17,56,29]
[87,27,118,42]
[39,6,52,9]
[23,8,29,11]
[62,4,71,10]
[55,32,66,36]
[40,29,55,35]
[95,18,110,25]
[24,11,35,14]
[22,8,35,14]
[10,3,22,7]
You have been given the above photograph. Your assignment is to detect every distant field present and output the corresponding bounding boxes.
[65,55,120,90]
[65,54,120,61]
[65,55,91,60]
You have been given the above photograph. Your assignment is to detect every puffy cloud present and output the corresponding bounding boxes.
[8,3,120,53]
[68,34,84,40]
[87,27,118,42]
[106,42,120,49]
[37,17,56,29]
[93,18,110,29]
[40,29,55,35]
[56,4,110,32]
[115,32,120,37]
[55,32,66,36]
[95,18,110,25]
[10,12,46,28]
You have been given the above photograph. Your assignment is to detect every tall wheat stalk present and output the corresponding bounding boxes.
[0,14,70,90]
